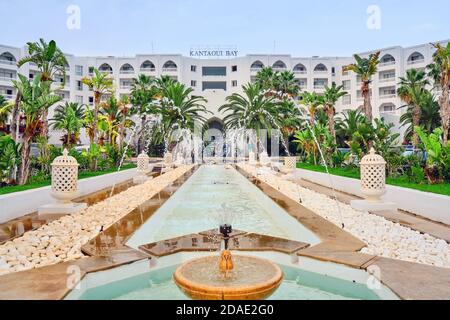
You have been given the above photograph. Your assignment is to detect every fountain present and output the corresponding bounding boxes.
[173,224,284,300]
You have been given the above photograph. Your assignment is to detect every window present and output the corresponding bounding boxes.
[191,65,197,72]
[75,65,83,76]
[342,80,351,90]
[232,80,238,87]
[191,80,197,87]
[202,81,227,91]
[202,67,227,76]
[77,81,82,91]
[89,97,94,105]
[75,95,83,104]
[88,67,94,75]
[342,95,351,105]
[29,73,34,79]
[232,65,238,72]
[331,67,336,75]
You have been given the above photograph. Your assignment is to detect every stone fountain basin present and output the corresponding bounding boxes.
[173,255,284,300]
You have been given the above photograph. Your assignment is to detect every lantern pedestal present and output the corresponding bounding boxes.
[38,202,87,215]
[350,199,397,212]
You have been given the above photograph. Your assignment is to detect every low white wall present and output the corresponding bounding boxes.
[297,169,450,225]
[0,168,137,223]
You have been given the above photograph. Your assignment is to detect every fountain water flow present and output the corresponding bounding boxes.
[109,123,139,198]
[291,98,345,229]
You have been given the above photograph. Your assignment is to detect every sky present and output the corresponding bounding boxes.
[1,0,449,57]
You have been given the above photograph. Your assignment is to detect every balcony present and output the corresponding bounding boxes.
[273,67,287,72]
[250,67,263,73]
[379,77,396,83]
[380,94,396,99]
[140,67,156,73]
[0,59,16,66]
[119,70,135,75]
[314,85,326,90]
[1,94,14,100]
[314,70,328,74]
[162,67,178,72]
[379,61,396,67]
[0,76,15,82]
[407,59,425,65]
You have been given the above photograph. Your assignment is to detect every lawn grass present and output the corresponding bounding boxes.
[0,164,137,196]
[297,163,450,196]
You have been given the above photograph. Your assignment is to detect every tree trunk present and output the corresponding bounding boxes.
[440,79,449,145]
[327,105,337,145]
[138,115,146,154]
[309,112,315,128]
[18,135,31,185]
[362,82,373,122]
[11,93,21,143]
[91,93,101,171]
[284,135,290,156]
[412,104,422,148]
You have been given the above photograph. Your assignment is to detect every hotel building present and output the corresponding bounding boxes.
[0,40,448,144]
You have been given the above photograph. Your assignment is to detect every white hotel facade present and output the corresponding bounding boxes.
[0,40,448,144]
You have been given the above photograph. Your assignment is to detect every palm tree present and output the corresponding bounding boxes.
[344,52,380,122]
[155,75,176,93]
[81,68,114,147]
[300,91,323,127]
[156,82,209,146]
[220,83,278,154]
[323,83,347,144]
[427,42,450,144]
[12,74,61,185]
[399,91,441,141]
[130,74,158,153]
[397,69,429,148]
[336,109,367,147]
[277,99,304,155]
[17,39,68,139]
[50,102,85,149]
[0,95,12,129]
[276,71,300,97]
[255,67,277,90]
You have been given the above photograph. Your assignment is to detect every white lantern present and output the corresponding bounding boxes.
[39,149,87,214]
[284,156,297,172]
[51,149,79,203]
[259,152,270,167]
[360,148,386,203]
[248,151,256,165]
[137,152,150,174]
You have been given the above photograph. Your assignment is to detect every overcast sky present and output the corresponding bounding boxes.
[1,0,449,57]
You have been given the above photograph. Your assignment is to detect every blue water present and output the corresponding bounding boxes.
[78,265,380,300]
[127,165,320,249]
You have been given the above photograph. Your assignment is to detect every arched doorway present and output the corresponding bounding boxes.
[203,118,225,158]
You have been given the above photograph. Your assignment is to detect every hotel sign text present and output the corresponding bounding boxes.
[189,46,238,58]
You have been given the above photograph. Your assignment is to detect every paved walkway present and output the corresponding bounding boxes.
[297,178,450,243]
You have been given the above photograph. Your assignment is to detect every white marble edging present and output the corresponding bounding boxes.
[296,168,450,225]
[0,168,138,223]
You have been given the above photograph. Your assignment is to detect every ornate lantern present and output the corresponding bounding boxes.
[259,152,270,167]
[39,149,87,214]
[51,149,79,203]
[134,151,152,184]
[360,148,386,202]
[137,151,150,174]
[284,156,297,172]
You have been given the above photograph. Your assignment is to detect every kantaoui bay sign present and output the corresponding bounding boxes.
[189,46,238,58]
